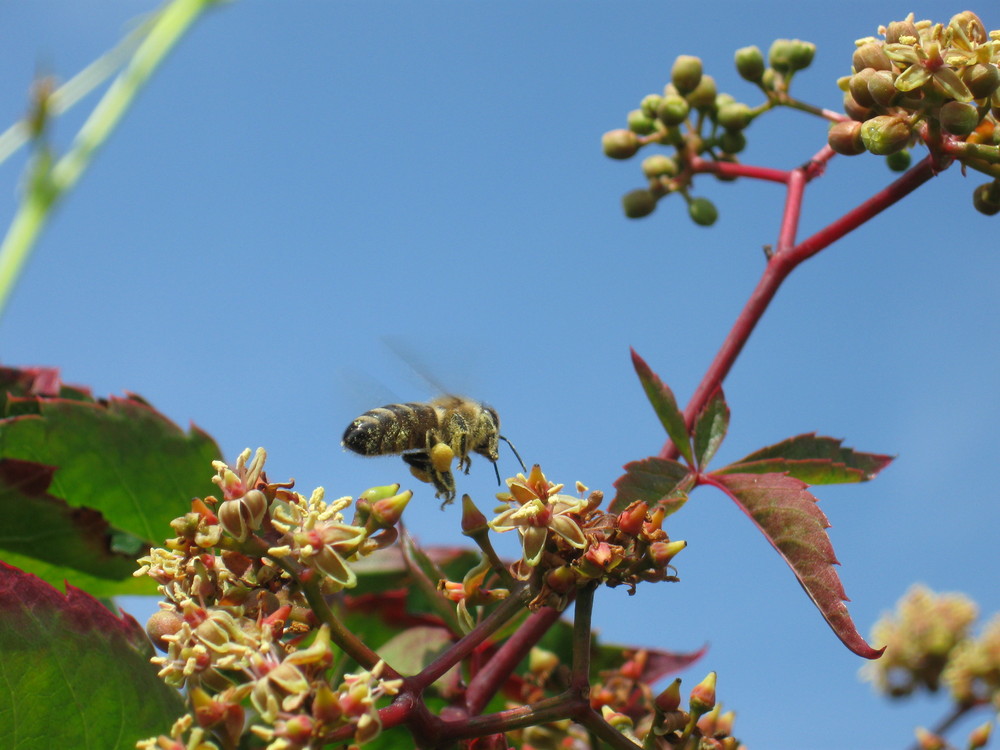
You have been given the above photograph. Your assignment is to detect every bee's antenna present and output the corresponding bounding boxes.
[500,435,527,472]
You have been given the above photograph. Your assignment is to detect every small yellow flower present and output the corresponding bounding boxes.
[490,465,588,571]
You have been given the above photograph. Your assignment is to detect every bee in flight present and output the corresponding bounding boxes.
[342,395,525,505]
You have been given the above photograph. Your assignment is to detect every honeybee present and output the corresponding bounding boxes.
[342,395,524,505]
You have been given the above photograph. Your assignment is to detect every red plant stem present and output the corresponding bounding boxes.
[464,605,563,715]
[660,154,938,460]
[412,585,533,690]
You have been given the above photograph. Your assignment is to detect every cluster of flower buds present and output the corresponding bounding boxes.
[601,672,743,750]
[861,584,979,697]
[942,613,1000,707]
[135,448,409,749]
[487,465,685,610]
[602,40,815,223]
[830,12,1000,211]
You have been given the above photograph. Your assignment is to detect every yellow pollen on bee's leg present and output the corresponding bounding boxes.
[410,466,432,484]
[430,443,455,473]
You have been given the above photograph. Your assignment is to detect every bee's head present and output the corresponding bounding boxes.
[472,404,501,462]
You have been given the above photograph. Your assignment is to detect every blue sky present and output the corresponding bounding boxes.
[2,2,999,747]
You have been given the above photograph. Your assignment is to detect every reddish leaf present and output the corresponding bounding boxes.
[630,349,693,466]
[632,643,709,684]
[707,472,884,659]
[611,456,692,513]
[725,433,892,484]
[692,387,729,470]
[0,562,184,748]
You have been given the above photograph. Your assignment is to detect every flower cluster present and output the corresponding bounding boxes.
[135,448,409,749]
[943,613,1000,707]
[831,11,1000,191]
[601,40,816,223]
[861,584,978,697]
[488,465,685,610]
[556,671,744,750]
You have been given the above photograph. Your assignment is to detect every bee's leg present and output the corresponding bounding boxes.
[404,452,456,507]
[434,469,456,508]
[446,412,472,473]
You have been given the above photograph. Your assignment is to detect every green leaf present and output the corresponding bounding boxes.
[376,625,453,676]
[0,458,156,595]
[692,386,729,469]
[722,433,892,484]
[630,349,693,465]
[0,372,222,596]
[0,562,185,749]
[0,395,223,545]
[708,472,884,659]
[611,456,692,513]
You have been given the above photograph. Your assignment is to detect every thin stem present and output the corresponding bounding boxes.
[571,583,597,684]
[577,708,645,750]
[903,700,986,750]
[413,584,533,690]
[0,0,221,320]
[464,604,563,715]
[0,18,152,166]
[660,154,939,460]
[444,690,582,739]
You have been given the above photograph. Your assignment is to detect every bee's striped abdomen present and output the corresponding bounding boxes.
[341,402,438,456]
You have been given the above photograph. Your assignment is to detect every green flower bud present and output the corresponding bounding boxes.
[939,101,979,136]
[641,154,679,178]
[769,39,815,74]
[885,149,911,171]
[718,130,746,154]
[640,93,664,117]
[843,91,873,122]
[735,45,765,82]
[884,19,919,44]
[622,189,657,218]
[867,70,899,108]
[963,63,1000,100]
[828,120,865,155]
[686,75,717,111]
[627,108,657,135]
[852,42,892,73]
[760,68,777,92]
[860,115,912,155]
[972,180,1000,216]
[849,69,878,108]
[671,55,703,95]
[716,102,752,131]
[602,129,640,159]
[714,93,735,111]
[688,196,718,226]
[656,94,690,126]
